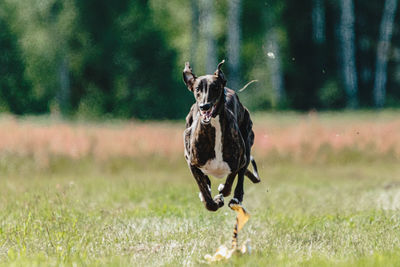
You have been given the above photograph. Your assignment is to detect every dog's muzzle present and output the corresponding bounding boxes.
[199,103,215,124]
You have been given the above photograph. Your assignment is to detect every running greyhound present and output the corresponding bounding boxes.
[183,60,260,212]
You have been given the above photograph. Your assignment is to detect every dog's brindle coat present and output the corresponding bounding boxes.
[183,60,260,212]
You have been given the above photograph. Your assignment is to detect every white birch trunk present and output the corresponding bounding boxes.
[265,29,285,105]
[227,0,241,90]
[51,4,70,114]
[373,0,398,108]
[58,55,70,113]
[190,0,199,70]
[312,0,326,44]
[200,0,217,74]
[339,0,359,109]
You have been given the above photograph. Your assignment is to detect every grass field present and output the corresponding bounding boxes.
[1,111,400,266]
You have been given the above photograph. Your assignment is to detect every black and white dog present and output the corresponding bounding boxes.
[183,60,260,212]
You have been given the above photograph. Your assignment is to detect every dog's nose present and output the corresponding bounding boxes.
[199,103,211,111]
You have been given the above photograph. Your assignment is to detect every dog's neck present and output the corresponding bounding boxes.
[214,88,226,117]
[212,88,226,120]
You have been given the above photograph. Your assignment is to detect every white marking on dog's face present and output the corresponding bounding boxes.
[200,115,231,178]
[192,75,224,125]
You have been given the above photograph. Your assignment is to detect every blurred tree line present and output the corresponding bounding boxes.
[0,0,399,119]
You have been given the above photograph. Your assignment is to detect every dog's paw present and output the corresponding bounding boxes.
[213,193,224,208]
[205,201,219,212]
[228,198,241,209]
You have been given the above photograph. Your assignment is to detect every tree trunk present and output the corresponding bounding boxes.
[190,0,199,70]
[57,55,70,113]
[312,0,326,44]
[227,0,241,90]
[265,29,285,106]
[339,0,359,109]
[51,1,70,114]
[200,0,217,74]
[373,0,398,108]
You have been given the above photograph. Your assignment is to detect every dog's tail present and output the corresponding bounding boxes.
[238,80,258,92]
[245,155,260,183]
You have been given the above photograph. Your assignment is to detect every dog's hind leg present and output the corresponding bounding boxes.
[250,155,259,178]
[245,155,260,183]
[245,170,259,183]
[190,165,224,211]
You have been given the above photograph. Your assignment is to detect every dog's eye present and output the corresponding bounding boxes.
[195,87,200,92]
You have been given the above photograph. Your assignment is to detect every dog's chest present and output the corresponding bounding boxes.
[199,116,231,178]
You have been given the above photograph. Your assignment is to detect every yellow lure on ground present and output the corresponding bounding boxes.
[230,204,250,232]
[204,204,251,263]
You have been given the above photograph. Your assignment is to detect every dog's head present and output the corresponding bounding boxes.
[183,60,227,124]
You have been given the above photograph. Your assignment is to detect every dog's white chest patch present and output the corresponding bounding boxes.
[200,115,231,178]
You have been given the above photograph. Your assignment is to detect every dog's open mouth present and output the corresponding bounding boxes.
[200,105,216,124]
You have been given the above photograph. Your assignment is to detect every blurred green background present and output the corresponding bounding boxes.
[0,0,399,119]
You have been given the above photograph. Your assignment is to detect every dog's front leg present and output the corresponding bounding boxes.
[229,169,245,207]
[190,165,224,211]
[218,172,237,197]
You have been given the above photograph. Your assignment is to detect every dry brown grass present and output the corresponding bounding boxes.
[252,112,400,162]
[0,112,399,164]
[0,116,183,165]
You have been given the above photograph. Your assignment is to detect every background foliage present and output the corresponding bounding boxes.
[0,0,399,118]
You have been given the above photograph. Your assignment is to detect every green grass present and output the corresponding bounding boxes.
[1,155,400,266]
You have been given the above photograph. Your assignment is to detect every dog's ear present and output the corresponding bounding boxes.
[183,62,196,91]
[214,59,226,87]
